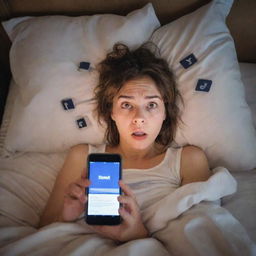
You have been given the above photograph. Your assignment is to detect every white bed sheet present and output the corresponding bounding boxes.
[0,152,255,255]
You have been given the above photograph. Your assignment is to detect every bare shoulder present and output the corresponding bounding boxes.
[181,145,208,164]
[180,145,211,185]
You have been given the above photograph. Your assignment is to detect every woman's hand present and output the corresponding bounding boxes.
[89,181,149,243]
[60,174,90,222]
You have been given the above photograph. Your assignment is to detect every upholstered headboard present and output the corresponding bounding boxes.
[0,0,256,124]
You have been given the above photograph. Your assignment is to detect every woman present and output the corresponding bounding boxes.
[39,43,211,242]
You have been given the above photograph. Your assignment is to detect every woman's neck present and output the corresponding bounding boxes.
[106,142,166,170]
[107,142,163,161]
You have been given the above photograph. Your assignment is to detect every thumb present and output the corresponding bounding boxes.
[119,207,133,225]
[81,167,87,179]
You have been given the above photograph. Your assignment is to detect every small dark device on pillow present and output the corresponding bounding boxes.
[85,153,122,225]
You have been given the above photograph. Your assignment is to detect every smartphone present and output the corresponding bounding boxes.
[85,153,122,225]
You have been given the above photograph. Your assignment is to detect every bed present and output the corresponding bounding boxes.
[0,0,256,255]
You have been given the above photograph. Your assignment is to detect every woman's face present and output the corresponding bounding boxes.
[111,76,166,151]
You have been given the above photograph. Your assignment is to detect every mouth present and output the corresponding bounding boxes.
[131,131,147,140]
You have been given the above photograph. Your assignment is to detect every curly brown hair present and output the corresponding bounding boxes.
[94,43,181,149]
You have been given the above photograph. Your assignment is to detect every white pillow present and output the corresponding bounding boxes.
[2,3,160,153]
[150,0,256,171]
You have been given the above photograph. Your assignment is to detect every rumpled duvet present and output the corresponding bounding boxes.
[0,152,255,256]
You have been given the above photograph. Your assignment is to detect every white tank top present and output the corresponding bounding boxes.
[88,144,182,211]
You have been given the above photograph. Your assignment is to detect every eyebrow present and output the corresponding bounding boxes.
[118,95,162,100]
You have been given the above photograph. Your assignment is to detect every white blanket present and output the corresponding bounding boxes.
[0,161,256,256]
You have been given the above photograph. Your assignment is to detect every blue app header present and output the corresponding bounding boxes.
[89,162,120,194]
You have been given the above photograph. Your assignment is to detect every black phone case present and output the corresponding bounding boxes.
[85,153,122,225]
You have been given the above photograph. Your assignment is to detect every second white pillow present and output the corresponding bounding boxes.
[151,0,256,171]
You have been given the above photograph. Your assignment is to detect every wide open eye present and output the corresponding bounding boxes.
[147,102,158,110]
[121,102,132,109]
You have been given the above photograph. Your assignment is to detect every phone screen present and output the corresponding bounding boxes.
[86,153,122,225]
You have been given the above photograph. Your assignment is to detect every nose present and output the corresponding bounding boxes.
[133,118,145,125]
[132,109,145,126]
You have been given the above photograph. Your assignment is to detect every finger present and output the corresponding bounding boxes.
[63,195,85,219]
[119,181,135,199]
[64,189,87,204]
[81,167,87,179]
[118,206,134,225]
[66,182,82,195]
[74,177,90,188]
[66,183,85,201]
[64,194,77,204]
[118,195,140,218]
[73,179,90,203]
[118,195,139,211]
